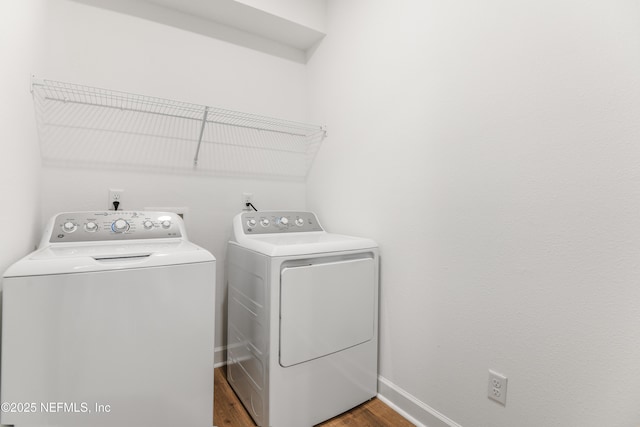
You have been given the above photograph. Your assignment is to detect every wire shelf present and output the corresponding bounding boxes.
[31,79,326,179]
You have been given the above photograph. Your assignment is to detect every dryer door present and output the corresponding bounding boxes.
[279,256,375,367]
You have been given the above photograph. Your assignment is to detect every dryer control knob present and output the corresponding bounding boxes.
[280,217,289,225]
[143,220,154,229]
[112,219,129,233]
[295,218,304,226]
[260,218,270,227]
[63,222,76,232]
[161,220,171,229]
[247,219,257,227]
[85,222,98,232]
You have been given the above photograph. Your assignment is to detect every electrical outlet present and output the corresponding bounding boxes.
[108,189,125,211]
[488,370,508,405]
[242,192,253,211]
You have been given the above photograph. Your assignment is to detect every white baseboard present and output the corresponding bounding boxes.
[214,353,461,427]
[214,345,227,368]
[377,375,463,427]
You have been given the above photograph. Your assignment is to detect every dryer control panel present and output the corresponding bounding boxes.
[241,211,323,234]
[47,211,183,243]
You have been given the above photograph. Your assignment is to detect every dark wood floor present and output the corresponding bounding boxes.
[213,367,415,427]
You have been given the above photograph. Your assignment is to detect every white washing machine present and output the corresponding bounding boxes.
[227,211,379,427]
[1,211,215,427]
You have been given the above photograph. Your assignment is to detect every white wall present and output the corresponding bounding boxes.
[41,0,309,360]
[0,1,46,276]
[307,1,640,426]
[0,6,44,424]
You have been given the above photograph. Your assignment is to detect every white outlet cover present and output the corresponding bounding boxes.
[488,370,508,405]
[108,189,125,210]
[242,192,253,210]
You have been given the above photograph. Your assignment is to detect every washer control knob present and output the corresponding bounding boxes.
[112,219,129,233]
[247,219,257,228]
[260,218,270,227]
[85,222,98,232]
[63,222,76,232]
[295,218,304,226]
[161,220,171,229]
[143,220,154,229]
[280,217,289,225]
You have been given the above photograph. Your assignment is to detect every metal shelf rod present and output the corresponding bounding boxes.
[44,96,323,138]
[205,119,313,137]
[43,123,315,155]
[44,96,204,122]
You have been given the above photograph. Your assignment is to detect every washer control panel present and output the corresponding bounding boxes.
[241,211,323,234]
[49,211,182,243]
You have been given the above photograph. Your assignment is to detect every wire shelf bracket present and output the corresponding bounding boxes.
[194,106,209,167]
[31,78,327,180]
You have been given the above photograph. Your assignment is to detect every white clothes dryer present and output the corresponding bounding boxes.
[1,211,215,427]
[227,211,379,427]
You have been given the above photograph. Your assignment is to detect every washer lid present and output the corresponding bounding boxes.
[231,211,377,256]
[3,240,214,277]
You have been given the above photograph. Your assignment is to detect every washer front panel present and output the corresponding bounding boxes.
[1,261,215,427]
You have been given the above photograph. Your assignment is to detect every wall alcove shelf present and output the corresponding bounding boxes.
[31,79,326,180]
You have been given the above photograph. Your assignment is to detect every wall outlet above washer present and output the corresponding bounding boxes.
[108,189,125,211]
[242,192,253,211]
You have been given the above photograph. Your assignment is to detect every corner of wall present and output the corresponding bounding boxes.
[378,375,463,427]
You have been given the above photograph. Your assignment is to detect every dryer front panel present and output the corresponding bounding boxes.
[279,256,375,367]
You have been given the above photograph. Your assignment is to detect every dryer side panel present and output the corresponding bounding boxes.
[226,244,270,426]
[279,257,375,367]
